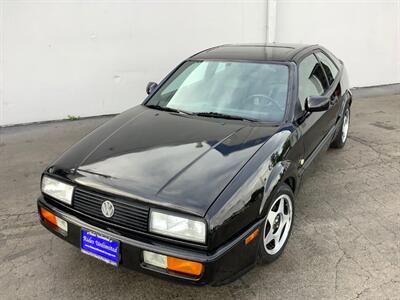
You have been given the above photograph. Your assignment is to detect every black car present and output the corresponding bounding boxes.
[38,44,351,285]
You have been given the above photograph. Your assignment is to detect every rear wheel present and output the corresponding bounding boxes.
[258,183,294,264]
[330,105,350,148]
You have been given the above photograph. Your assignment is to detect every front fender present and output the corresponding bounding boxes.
[258,160,297,215]
[206,128,300,250]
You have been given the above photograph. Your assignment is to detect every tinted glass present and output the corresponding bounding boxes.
[298,54,328,110]
[316,52,339,85]
[147,61,289,122]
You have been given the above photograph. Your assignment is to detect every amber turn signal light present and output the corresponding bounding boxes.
[39,207,68,232]
[245,228,260,245]
[40,207,57,226]
[167,256,204,277]
[143,250,204,277]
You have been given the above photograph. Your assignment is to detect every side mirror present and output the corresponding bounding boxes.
[146,82,158,95]
[305,95,330,112]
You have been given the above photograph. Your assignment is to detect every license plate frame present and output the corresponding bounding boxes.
[80,229,120,266]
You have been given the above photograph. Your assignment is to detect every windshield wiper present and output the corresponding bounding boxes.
[195,112,257,122]
[146,106,256,122]
[146,104,192,115]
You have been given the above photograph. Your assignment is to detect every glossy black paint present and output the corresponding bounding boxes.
[38,43,352,285]
[50,106,279,218]
[38,195,263,285]
[306,95,330,112]
[192,43,310,62]
[146,82,158,95]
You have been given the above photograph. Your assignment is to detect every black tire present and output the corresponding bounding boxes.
[258,183,294,264]
[330,104,350,149]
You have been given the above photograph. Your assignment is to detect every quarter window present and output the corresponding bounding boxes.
[316,52,338,85]
[297,54,328,110]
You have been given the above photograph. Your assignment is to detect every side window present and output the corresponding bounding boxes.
[297,54,328,111]
[316,52,338,85]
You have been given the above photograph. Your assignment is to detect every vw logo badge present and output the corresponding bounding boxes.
[101,200,114,218]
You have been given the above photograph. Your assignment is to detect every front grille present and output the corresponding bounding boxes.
[73,187,149,232]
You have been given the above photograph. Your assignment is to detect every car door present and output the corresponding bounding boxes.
[315,51,342,130]
[295,53,331,160]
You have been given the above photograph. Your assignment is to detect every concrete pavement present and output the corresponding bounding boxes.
[0,92,399,299]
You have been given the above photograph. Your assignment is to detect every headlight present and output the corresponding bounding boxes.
[149,210,206,243]
[41,176,74,205]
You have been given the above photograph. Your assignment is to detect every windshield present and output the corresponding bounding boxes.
[146,60,289,122]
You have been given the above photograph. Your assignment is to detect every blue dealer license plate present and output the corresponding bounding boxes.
[81,229,120,266]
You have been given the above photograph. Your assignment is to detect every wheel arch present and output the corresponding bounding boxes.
[284,176,296,193]
[258,160,299,216]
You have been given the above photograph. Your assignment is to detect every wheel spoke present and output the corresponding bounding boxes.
[267,210,277,226]
[277,198,285,214]
[265,230,275,244]
[281,210,290,225]
[274,225,283,243]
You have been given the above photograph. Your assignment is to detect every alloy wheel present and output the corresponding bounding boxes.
[341,108,350,143]
[263,194,293,255]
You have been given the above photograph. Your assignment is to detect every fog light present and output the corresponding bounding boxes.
[55,216,68,232]
[142,250,203,277]
[39,207,68,232]
[143,251,167,269]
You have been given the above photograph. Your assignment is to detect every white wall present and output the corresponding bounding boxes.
[1,1,399,126]
[274,0,400,88]
[0,1,267,126]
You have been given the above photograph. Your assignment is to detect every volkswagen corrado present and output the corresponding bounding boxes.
[38,44,352,285]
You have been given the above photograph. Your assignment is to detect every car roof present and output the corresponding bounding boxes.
[190,43,316,63]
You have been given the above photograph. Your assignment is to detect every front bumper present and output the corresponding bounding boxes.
[37,196,262,285]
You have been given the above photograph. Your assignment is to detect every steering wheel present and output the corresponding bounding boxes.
[244,94,284,113]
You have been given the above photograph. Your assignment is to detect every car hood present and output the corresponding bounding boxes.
[52,106,280,216]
